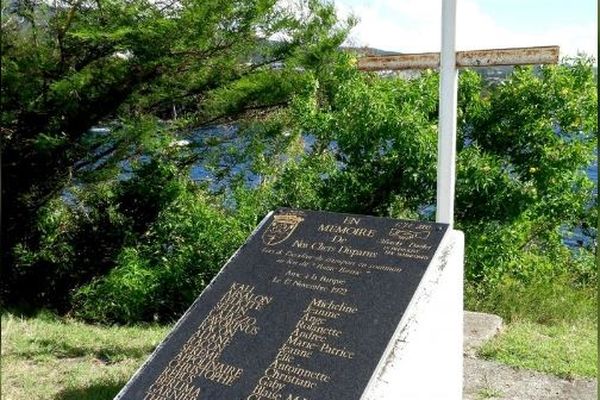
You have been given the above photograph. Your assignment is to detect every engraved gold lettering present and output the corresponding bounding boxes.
[337,245,377,258]
[248,299,356,400]
[318,224,376,237]
[145,283,272,400]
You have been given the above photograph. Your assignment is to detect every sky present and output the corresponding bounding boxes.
[335,0,597,60]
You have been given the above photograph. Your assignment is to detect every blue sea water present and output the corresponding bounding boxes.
[589,160,598,191]
[561,158,597,249]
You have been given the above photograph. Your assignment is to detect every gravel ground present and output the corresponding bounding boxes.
[463,356,597,400]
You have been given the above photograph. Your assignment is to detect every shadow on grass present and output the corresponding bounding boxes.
[55,381,125,400]
[15,338,157,363]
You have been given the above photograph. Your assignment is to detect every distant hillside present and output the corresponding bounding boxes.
[342,46,402,57]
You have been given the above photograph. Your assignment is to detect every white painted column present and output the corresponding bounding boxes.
[436,0,459,226]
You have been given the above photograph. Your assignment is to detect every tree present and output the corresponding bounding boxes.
[1,0,353,310]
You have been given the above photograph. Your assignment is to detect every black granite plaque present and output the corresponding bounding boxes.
[116,208,448,400]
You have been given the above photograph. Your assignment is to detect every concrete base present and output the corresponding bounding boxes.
[464,311,504,357]
[363,230,464,400]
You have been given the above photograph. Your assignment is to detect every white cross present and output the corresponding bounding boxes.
[357,0,559,227]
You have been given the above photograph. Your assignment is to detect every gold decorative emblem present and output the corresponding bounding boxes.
[262,212,305,246]
[388,228,431,240]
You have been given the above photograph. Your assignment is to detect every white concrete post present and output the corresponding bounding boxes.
[436,0,459,226]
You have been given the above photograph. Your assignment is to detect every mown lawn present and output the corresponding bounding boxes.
[478,318,597,379]
[1,312,596,399]
[1,313,170,400]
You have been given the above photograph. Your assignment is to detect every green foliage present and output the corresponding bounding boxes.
[284,61,441,216]
[2,0,596,325]
[462,60,597,226]
[2,0,353,313]
[73,185,251,323]
[464,246,596,324]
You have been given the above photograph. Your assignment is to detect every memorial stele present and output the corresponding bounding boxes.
[116,208,464,400]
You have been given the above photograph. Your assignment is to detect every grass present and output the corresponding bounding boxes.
[465,272,597,326]
[466,270,598,380]
[1,312,170,400]
[478,318,597,379]
[1,308,597,399]
[476,387,503,399]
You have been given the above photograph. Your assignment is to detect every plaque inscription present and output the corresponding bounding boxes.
[117,209,448,400]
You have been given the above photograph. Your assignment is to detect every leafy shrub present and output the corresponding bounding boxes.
[73,184,251,323]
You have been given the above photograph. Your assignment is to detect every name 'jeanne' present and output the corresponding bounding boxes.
[318,224,376,237]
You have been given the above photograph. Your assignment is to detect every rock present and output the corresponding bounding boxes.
[464,311,503,357]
